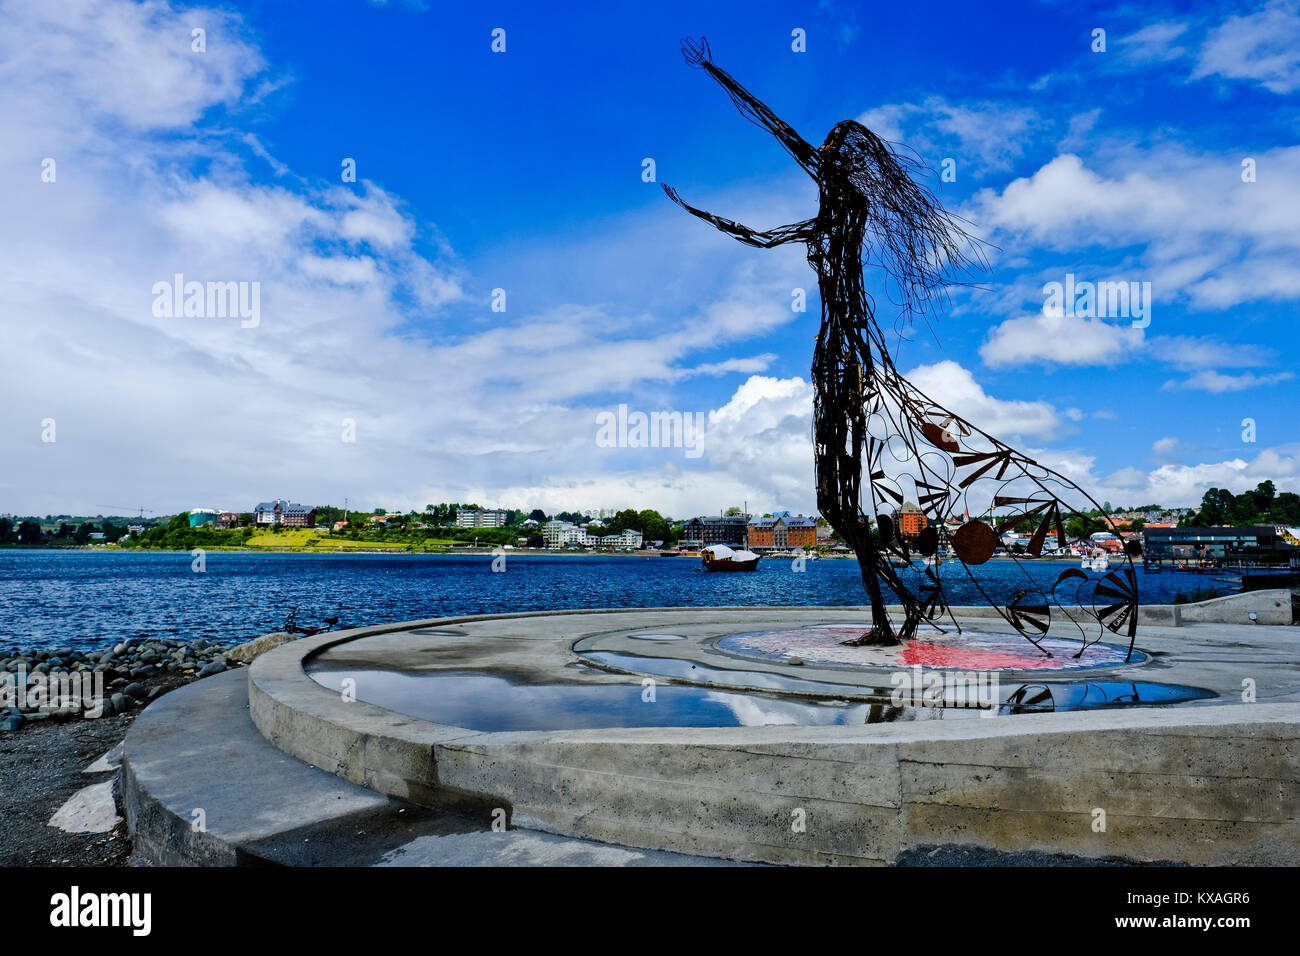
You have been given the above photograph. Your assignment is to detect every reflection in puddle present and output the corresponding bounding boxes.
[581,650,877,696]
[308,663,1218,732]
[579,652,1215,718]
[1002,681,1215,713]
[308,666,881,730]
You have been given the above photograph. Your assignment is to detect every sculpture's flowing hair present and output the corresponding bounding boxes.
[820,121,989,328]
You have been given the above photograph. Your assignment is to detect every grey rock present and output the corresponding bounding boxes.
[111,693,127,714]
[197,661,227,678]
[123,682,147,700]
[1,714,22,732]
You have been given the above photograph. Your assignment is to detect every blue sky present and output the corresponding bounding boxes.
[1,0,1297,516]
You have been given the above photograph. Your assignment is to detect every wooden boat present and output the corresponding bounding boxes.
[700,544,760,572]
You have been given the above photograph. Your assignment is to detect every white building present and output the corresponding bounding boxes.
[543,520,572,549]
[599,529,643,550]
[544,520,639,549]
[456,509,508,528]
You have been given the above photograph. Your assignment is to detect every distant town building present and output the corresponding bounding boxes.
[543,520,573,549]
[188,508,219,528]
[680,514,749,549]
[543,521,591,548]
[943,508,972,536]
[747,512,817,550]
[891,501,928,538]
[543,520,641,550]
[1143,526,1298,570]
[216,511,240,529]
[254,500,316,528]
[600,529,643,550]
[456,509,508,528]
[1002,531,1063,551]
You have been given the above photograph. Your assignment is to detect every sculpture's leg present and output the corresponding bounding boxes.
[839,547,901,645]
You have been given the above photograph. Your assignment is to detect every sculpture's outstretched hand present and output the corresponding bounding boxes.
[680,36,711,68]
[674,37,820,180]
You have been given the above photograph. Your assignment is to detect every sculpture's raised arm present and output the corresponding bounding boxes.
[661,185,814,248]
[680,37,820,179]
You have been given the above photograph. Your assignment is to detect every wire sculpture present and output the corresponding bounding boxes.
[664,37,1139,660]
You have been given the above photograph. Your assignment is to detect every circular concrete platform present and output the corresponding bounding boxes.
[243,606,1300,866]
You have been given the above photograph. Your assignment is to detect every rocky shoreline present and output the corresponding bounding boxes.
[0,630,300,866]
[2,636,246,732]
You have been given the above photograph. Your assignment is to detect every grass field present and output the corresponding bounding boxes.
[238,528,462,552]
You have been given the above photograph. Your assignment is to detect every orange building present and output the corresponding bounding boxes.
[892,501,928,538]
[747,512,818,550]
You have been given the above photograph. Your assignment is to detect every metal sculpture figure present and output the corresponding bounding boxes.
[664,38,1139,659]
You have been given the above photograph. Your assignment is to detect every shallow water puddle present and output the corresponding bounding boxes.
[308,664,1214,730]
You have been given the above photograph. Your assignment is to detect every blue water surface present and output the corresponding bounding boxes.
[0,550,1202,651]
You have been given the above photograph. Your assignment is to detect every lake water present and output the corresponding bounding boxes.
[0,550,1203,652]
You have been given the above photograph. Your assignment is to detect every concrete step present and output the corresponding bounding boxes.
[120,669,744,866]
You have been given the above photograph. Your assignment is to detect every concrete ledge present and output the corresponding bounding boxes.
[122,669,396,865]
[121,667,740,866]
[1176,588,1291,625]
[247,608,1300,866]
